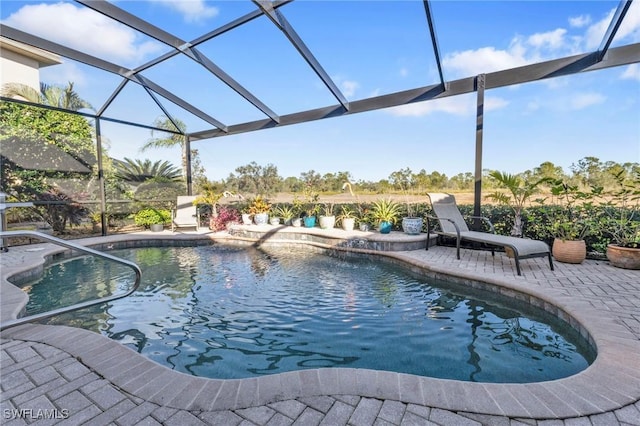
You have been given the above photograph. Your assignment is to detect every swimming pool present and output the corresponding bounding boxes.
[20,244,594,382]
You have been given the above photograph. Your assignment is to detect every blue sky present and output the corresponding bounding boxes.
[2,0,639,182]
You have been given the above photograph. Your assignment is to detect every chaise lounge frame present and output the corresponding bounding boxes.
[425,193,553,276]
[171,196,200,232]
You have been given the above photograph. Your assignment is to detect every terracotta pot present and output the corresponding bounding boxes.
[552,239,586,264]
[606,244,640,270]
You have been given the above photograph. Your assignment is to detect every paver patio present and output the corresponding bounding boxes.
[1,229,639,425]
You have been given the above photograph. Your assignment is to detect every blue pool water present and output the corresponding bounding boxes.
[21,245,594,382]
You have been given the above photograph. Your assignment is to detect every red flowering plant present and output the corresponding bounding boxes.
[209,205,241,232]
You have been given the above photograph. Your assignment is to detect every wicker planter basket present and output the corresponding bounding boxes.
[552,239,586,264]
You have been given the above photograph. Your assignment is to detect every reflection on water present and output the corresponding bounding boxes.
[22,245,595,382]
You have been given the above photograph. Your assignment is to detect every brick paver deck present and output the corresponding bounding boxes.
[1,229,639,425]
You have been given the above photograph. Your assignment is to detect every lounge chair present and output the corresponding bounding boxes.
[426,193,553,275]
[171,196,199,232]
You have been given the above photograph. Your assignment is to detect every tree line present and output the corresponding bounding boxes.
[206,158,639,197]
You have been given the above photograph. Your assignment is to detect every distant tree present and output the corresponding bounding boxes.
[388,167,413,191]
[227,162,281,196]
[532,161,565,182]
[450,172,474,191]
[142,116,188,178]
[570,157,604,188]
[299,170,322,188]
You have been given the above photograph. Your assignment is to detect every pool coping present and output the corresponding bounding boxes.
[1,230,639,419]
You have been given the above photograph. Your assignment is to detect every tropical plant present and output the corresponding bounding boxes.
[113,158,182,183]
[209,205,241,232]
[337,205,357,220]
[598,170,640,248]
[546,180,601,241]
[133,208,171,228]
[302,186,320,217]
[37,188,88,233]
[321,203,335,217]
[141,116,188,178]
[274,204,295,222]
[248,195,271,214]
[336,205,357,228]
[192,182,228,217]
[1,82,94,111]
[485,171,548,237]
[370,198,402,225]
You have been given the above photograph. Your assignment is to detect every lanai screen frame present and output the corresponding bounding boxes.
[1,0,639,233]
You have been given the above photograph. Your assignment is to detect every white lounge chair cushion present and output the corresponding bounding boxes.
[456,231,550,256]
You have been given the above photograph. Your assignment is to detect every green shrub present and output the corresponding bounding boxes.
[133,208,171,228]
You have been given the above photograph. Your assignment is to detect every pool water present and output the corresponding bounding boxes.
[21,245,594,382]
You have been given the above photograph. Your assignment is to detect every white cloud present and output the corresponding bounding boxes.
[2,3,164,65]
[340,80,359,98]
[569,15,591,28]
[443,2,640,80]
[148,0,219,23]
[621,64,640,81]
[387,95,508,117]
[399,67,409,78]
[443,46,529,78]
[570,92,606,110]
[583,1,640,50]
[527,28,567,50]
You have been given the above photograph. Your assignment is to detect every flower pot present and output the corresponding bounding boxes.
[606,244,640,270]
[270,217,280,226]
[341,217,355,231]
[319,215,335,229]
[379,221,393,234]
[552,239,586,264]
[303,216,316,228]
[241,213,252,225]
[150,224,164,232]
[291,218,302,227]
[253,213,269,225]
[359,223,370,232]
[402,217,423,235]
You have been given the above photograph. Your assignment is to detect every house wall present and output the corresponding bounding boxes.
[0,37,61,96]
[0,47,42,90]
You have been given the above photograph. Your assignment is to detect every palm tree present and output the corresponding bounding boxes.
[113,157,182,183]
[140,116,188,179]
[1,82,93,111]
[485,171,548,237]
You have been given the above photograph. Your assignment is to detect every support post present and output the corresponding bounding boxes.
[95,118,108,236]
[185,135,192,196]
[473,74,485,230]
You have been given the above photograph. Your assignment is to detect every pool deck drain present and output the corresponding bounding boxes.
[1,228,639,425]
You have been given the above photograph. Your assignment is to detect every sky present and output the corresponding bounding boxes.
[2,0,639,182]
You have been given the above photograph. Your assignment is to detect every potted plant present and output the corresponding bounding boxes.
[303,189,320,228]
[248,196,271,225]
[336,205,357,231]
[370,198,402,234]
[319,203,336,229]
[134,208,171,232]
[599,170,640,269]
[193,184,224,229]
[391,171,424,235]
[273,204,294,225]
[401,200,423,235]
[547,180,597,264]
